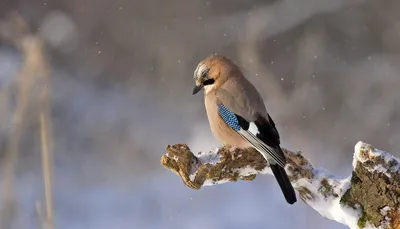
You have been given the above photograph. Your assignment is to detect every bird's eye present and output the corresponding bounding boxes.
[203,78,215,86]
[201,68,209,78]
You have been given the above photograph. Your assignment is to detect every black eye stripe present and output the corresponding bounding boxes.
[203,78,215,85]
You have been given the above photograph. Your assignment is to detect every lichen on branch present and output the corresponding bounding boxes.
[160,142,400,229]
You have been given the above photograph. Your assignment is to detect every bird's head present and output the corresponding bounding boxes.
[192,54,239,95]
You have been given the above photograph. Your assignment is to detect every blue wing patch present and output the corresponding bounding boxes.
[217,104,286,167]
[217,104,241,131]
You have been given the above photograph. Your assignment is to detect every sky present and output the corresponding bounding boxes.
[1,0,400,228]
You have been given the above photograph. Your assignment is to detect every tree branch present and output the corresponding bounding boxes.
[160,142,400,229]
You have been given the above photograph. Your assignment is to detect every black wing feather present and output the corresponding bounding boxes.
[234,114,249,130]
[253,114,281,148]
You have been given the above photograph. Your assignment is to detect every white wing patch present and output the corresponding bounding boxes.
[248,122,260,135]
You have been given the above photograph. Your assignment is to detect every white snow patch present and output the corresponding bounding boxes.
[380,206,391,216]
[353,141,400,177]
[196,148,221,165]
[353,141,366,168]
[294,168,361,229]
[189,171,198,182]
[371,164,391,178]
[203,178,230,186]
[232,165,272,177]
[188,148,221,182]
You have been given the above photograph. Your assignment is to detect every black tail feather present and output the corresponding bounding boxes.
[270,164,297,204]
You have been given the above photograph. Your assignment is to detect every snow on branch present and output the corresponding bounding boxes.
[160,141,400,229]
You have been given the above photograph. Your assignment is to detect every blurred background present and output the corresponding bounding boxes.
[0,0,400,228]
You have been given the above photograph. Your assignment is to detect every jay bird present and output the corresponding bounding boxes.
[192,54,297,205]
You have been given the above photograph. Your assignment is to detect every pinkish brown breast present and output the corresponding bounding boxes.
[204,91,251,149]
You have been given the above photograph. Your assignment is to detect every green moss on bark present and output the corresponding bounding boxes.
[340,159,400,228]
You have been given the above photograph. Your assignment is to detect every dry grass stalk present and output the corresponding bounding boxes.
[0,12,54,229]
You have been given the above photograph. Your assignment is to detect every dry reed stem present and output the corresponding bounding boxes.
[40,112,54,229]
[0,12,54,229]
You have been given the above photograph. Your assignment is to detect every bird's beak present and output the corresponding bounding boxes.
[192,84,203,95]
